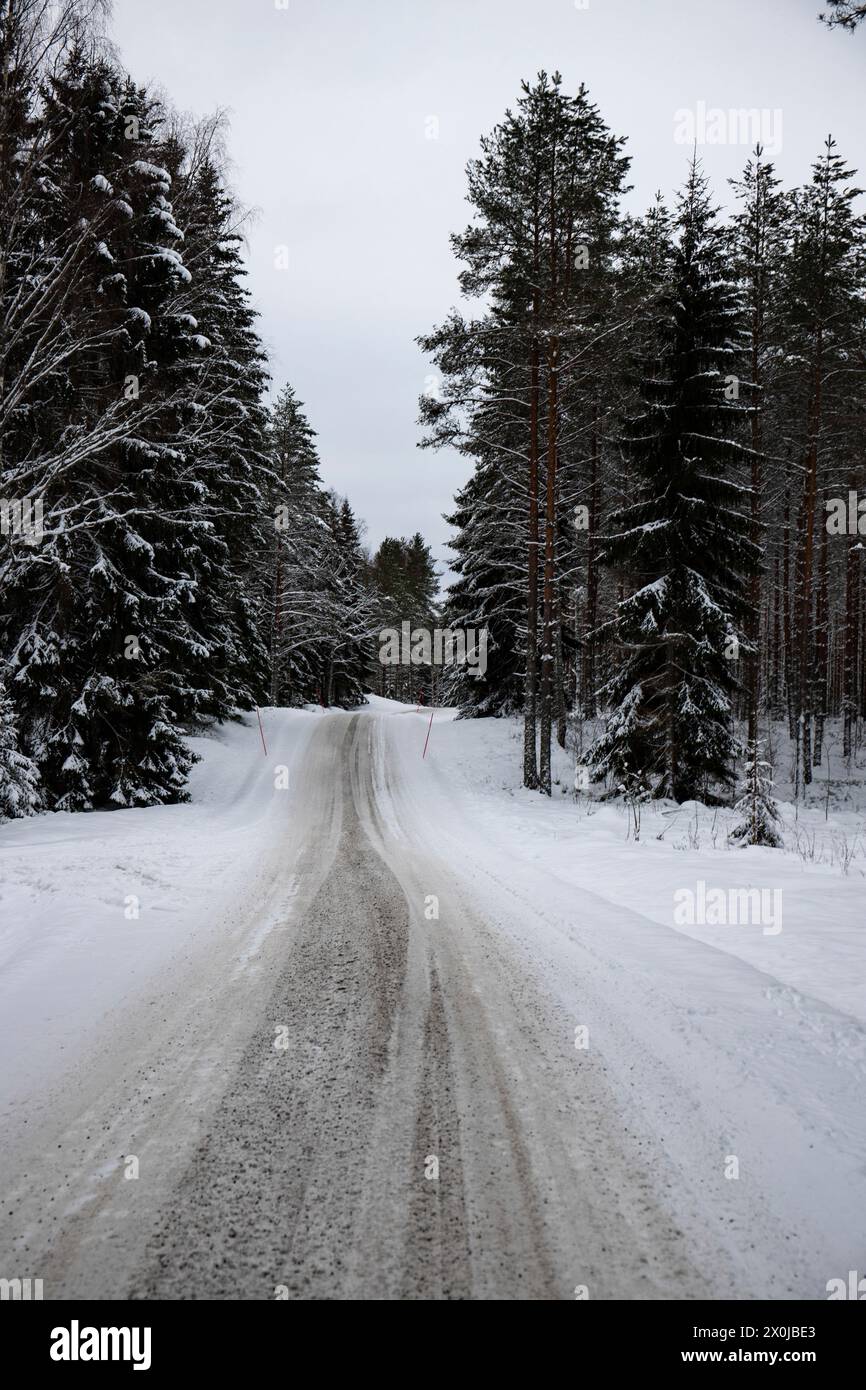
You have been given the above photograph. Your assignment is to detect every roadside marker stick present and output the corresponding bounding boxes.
[422,708,434,759]
[256,706,268,757]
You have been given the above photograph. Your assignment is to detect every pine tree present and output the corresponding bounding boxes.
[575,194,675,736]
[165,149,272,719]
[329,496,375,706]
[0,0,97,477]
[1,13,374,817]
[442,456,524,716]
[0,53,299,810]
[536,83,631,794]
[265,386,371,707]
[819,2,866,31]
[0,55,217,808]
[268,383,326,704]
[0,673,40,820]
[369,535,440,702]
[730,740,783,848]
[420,75,630,787]
[779,138,866,790]
[729,149,790,751]
[588,159,761,803]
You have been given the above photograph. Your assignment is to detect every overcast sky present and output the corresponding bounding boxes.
[110,0,865,577]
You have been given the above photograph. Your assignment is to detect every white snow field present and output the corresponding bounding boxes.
[0,698,864,1299]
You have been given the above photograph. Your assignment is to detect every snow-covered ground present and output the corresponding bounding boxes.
[1,697,864,1299]
[369,698,866,1294]
[398,701,866,1026]
[0,708,322,1113]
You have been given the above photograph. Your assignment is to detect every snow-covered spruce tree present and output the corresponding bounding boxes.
[728,148,790,744]
[578,194,676,732]
[163,147,272,719]
[442,454,525,716]
[729,740,783,848]
[266,383,329,704]
[265,386,371,707]
[0,0,100,475]
[320,493,375,708]
[0,1,40,477]
[402,532,441,702]
[419,307,530,718]
[0,56,202,809]
[0,675,40,820]
[587,158,761,804]
[368,534,440,702]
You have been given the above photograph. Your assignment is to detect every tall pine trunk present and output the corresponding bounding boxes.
[523,180,542,790]
[523,322,540,789]
[539,331,558,794]
[843,470,860,762]
[795,332,823,791]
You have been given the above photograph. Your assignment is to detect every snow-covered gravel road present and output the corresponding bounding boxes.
[1,706,864,1299]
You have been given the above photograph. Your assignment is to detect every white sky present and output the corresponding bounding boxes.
[110,0,865,574]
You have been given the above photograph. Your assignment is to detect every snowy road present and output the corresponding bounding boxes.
[1,706,864,1299]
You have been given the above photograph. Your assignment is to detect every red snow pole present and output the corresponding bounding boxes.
[255,706,268,757]
[422,707,434,759]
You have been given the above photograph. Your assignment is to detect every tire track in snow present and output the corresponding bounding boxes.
[132,715,471,1298]
[4,709,707,1300]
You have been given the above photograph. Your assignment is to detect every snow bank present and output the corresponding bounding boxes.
[371,698,866,1026]
[0,708,319,1112]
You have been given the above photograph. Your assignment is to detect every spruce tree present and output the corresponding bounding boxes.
[166,151,272,719]
[369,535,440,702]
[265,386,371,707]
[320,494,374,708]
[588,159,760,803]
[0,15,374,817]
[730,741,783,848]
[729,148,790,746]
[0,674,40,820]
[443,456,524,716]
[1,56,204,808]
